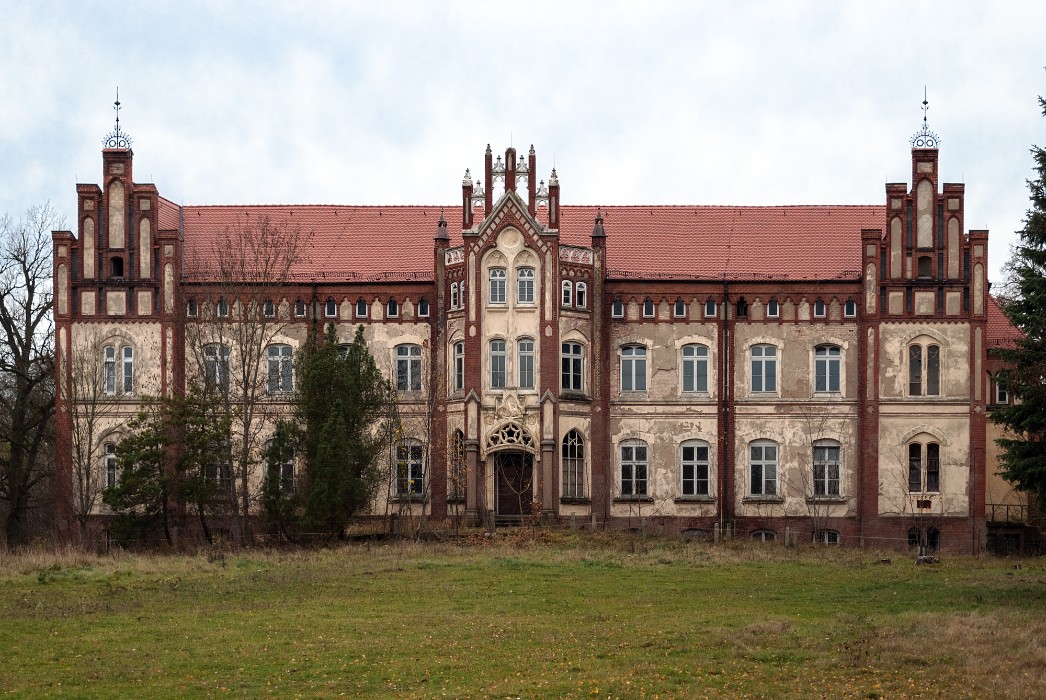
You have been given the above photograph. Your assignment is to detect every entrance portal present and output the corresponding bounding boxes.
[493,451,533,517]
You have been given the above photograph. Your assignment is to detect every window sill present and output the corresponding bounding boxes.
[614,496,653,504]
[618,391,649,399]
[812,391,843,398]
[805,496,847,504]
[390,495,426,503]
[743,496,784,504]
[560,391,590,402]
[560,497,591,505]
[674,496,715,504]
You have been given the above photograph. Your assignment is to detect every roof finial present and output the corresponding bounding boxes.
[103,87,133,149]
[909,86,940,149]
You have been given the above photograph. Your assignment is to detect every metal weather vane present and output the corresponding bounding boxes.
[103,87,133,149]
[909,86,940,149]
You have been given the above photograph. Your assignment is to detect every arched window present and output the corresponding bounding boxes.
[736,298,748,318]
[749,440,778,496]
[121,346,134,394]
[325,298,337,318]
[395,344,422,391]
[812,440,841,496]
[681,344,709,393]
[562,430,585,499]
[267,344,293,393]
[642,298,655,318]
[453,342,465,392]
[814,345,841,393]
[450,283,459,310]
[294,299,306,318]
[449,430,466,501]
[489,340,506,389]
[908,342,941,396]
[908,440,941,492]
[844,298,857,318]
[396,440,424,496]
[619,440,648,497]
[517,338,535,390]
[813,299,826,318]
[611,299,624,318]
[575,282,587,309]
[489,268,506,304]
[204,344,231,393]
[704,299,717,318]
[517,268,535,304]
[263,299,276,318]
[104,443,118,488]
[355,298,368,318]
[766,299,780,318]
[620,345,647,392]
[680,440,710,497]
[103,344,134,395]
[386,298,399,318]
[103,345,116,395]
[417,298,429,317]
[561,280,573,307]
[750,344,777,393]
[561,342,584,392]
[673,298,686,318]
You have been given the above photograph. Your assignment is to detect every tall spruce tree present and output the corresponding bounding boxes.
[288,323,397,539]
[993,94,1046,504]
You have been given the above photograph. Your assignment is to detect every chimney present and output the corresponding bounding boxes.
[505,146,517,194]
[549,168,560,229]
[461,169,473,229]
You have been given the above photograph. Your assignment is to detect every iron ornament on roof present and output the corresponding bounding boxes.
[103,88,133,149]
[909,87,940,149]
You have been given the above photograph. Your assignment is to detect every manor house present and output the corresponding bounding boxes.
[52,118,1030,552]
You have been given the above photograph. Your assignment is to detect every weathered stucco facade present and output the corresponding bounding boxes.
[52,129,1024,552]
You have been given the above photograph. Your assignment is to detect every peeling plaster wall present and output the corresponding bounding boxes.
[876,415,970,516]
[878,322,970,399]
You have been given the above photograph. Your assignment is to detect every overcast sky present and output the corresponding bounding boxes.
[2,1,1043,283]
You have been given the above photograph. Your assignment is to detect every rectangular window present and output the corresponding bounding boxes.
[575,282,587,309]
[749,443,778,496]
[454,342,465,392]
[396,442,424,496]
[121,346,133,394]
[267,345,293,393]
[490,340,506,389]
[908,345,923,396]
[105,444,117,489]
[562,280,572,307]
[518,339,534,390]
[356,299,368,318]
[813,444,840,496]
[926,443,940,492]
[908,443,922,492]
[450,283,459,310]
[996,378,1009,404]
[814,346,841,393]
[681,443,709,496]
[682,345,708,393]
[561,343,583,392]
[620,443,648,497]
[621,346,647,392]
[750,345,777,393]
[396,345,422,391]
[103,346,116,395]
[926,345,940,396]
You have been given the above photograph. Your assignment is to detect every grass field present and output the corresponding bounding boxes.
[1,532,1044,699]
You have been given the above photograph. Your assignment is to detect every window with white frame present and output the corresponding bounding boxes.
[263,299,276,318]
[575,282,587,309]
[680,440,710,497]
[844,298,857,318]
[103,346,117,395]
[704,299,717,318]
[612,299,624,318]
[642,298,655,318]
[453,342,465,392]
[619,440,648,497]
[324,298,337,318]
[386,298,399,318]
[561,342,584,392]
[294,299,306,318]
[996,376,1009,404]
[749,440,778,497]
[818,530,840,545]
[104,443,118,489]
[489,340,506,389]
[396,440,424,497]
[561,280,572,307]
[356,298,368,318]
[562,430,585,499]
[459,282,466,309]
[518,339,535,390]
[489,268,507,304]
[267,442,295,494]
[813,299,826,318]
[908,441,941,492]
[217,298,229,318]
[674,299,686,318]
[396,344,422,391]
[908,342,941,396]
[620,345,647,392]
[766,299,780,318]
[450,283,459,310]
[104,344,135,395]
[204,343,231,393]
[812,440,841,497]
[267,344,293,393]
[517,268,535,304]
[681,344,709,393]
[750,344,777,393]
[418,298,429,317]
[814,345,841,393]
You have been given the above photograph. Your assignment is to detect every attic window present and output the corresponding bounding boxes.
[294,299,306,318]
[642,299,655,318]
[611,299,624,318]
[844,299,857,318]
[736,298,747,318]
[673,299,686,318]
[217,298,229,318]
[813,300,826,318]
[766,299,779,318]
[356,298,368,318]
[186,298,198,317]
[704,300,717,318]
[418,298,430,317]
[387,298,399,318]
[263,299,275,318]
[325,298,337,318]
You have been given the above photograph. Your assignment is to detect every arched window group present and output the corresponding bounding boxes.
[908,440,941,492]
[103,343,135,396]
[562,430,585,499]
[908,342,941,396]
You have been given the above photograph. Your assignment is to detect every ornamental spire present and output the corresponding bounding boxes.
[103,87,133,149]
[909,86,940,149]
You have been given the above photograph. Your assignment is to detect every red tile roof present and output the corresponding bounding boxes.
[157,197,181,231]
[174,201,885,283]
[986,296,1023,348]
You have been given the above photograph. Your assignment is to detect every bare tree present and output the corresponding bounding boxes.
[0,204,60,549]
[183,215,310,545]
[67,327,120,544]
